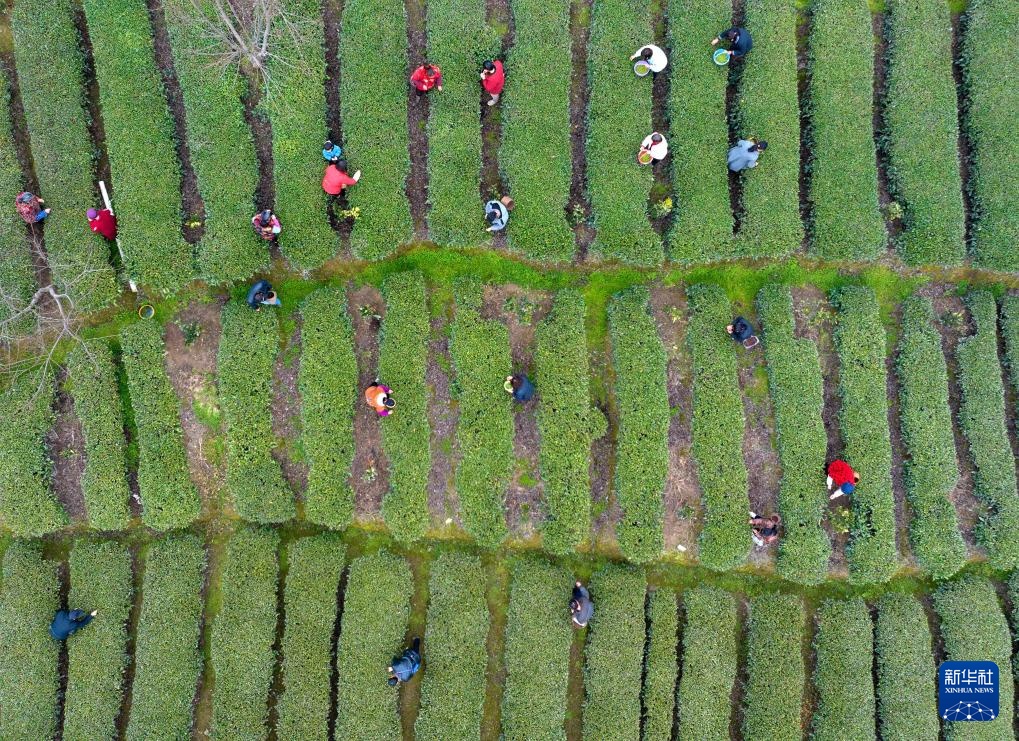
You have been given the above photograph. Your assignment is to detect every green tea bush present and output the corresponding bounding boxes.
[378,271,431,541]
[10,0,118,311]
[120,320,200,530]
[501,557,573,741]
[0,72,36,328]
[1000,296,1019,414]
[338,0,413,259]
[586,0,661,265]
[299,288,358,530]
[66,343,132,531]
[934,576,1015,738]
[667,0,733,262]
[742,593,805,740]
[737,0,803,257]
[63,541,132,741]
[676,586,738,740]
[277,534,345,740]
[0,375,68,536]
[127,534,206,739]
[426,0,498,246]
[450,279,513,547]
[415,552,490,740]
[686,283,749,570]
[210,527,280,738]
[263,0,337,270]
[582,566,646,740]
[806,0,884,260]
[0,541,59,741]
[163,0,265,283]
[83,0,193,295]
[961,0,1019,272]
[608,287,668,563]
[955,290,1019,568]
[218,302,294,523]
[830,286,897,583]
[810,598,876,740]
[335,551,412,741]
[874,593,938,741]
[641,589,678,740]
[757,284,831,583]
[885,0,965,266]
[501,0,574,262]
[536,288,602,554]
[894,296,966,578]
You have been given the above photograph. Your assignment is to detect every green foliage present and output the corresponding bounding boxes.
[127,534,206,739]
[742,593,805,740]
[885,0,965,265]
[0,541,59,741]
[1000,296,1019,417]
[676,586,738,740]
[0,375,68,536]
[450,279,513,547]
[874,594,938,741]
[894,296,966,578]
[641,589,678,740]
[536,288,600,554]
[608,287,668,563]
[582,566,646,741]
[737,0,803,257]
[120,320,201,530]
[83,0,192,295]
[757,284,831,583]
[961,0,1019,271]
[218,302,294,523]
[934,577,1015,739]
[807,0,884,260]
[686,283,749,570]
[10,0,118,310]
[66,343,132,531]
[263,0,337,270]
[0,72,36,328]
[667,0,733,261]
[338,0,413,259]
[299,288,357,529]
[277,533,345,741]
[426,0,498,246]
[955,290,1019,568]
[210,527,280,739]
[378,271,431,541]
[830,286,897,583]
[501,0,574,262]
[586,0,660,265]
[64,541,132,741]
[335,551,412,741]
[163,0,265,283]
[415,552,490,740]
[501,557,573,741]
[810,598,876,740]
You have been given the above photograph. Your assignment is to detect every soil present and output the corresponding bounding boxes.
[728,597,748,740]
[162,297,228,513]
[797,6,813,245]
[405,0,430,240]
[481,0,514,252]
[322,0,354,248]
[949,13,975,249]
[725,0,746,235]
[54,559,70,740]
[568,0,594,258]
[480,560,509,741]
[589,403,619,549]
[425,305,459,525]
[800,600,819,735]
[871,11,901,248]
[47,369,87,522]
[883,304,914,566]
[648,0,672,238]
[70,5,111,206]
[265,551,288,741]
[114,546,144,740]
[649,284,702,556]
[326,568,348,741]
[347,284,390,521]
[565,629,586,739]
[271,317,308,498]
[241,73,279,259]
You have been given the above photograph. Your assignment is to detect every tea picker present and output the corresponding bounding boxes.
[630,44,668,76]
[246,279,281,311]
[711,26,752,60]
[100,180,137,293]
[638,132,668,165]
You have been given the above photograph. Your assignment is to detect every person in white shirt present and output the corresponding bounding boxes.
[630,44,668,73]
[640,132,669,162]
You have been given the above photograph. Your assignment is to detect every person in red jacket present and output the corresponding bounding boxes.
[410,62,442,93]
[827,458,860,499]
[481,59,505,106]
[86,207,118,240]
[322,159,362,197]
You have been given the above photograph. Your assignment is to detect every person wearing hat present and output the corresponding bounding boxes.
[50,608,98,641]
[629,44,668,73]
[365,382,395,416]
[15,191,50,223]
[86,207,118,240]
[246,279,281,311]
[322,139,343,162]
[570,581,593,628]
[251,209,281,240]
[387,637,421,686]
[827,459,860,499]
[504,373,534,402]
[728,139,768,172]
[749,512,781,547]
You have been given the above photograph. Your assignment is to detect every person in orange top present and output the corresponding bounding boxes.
[827,458,860,499]
[322,159,362,196]
[365,383,395,416]
[480,59,505,106]
[410,62,442,93]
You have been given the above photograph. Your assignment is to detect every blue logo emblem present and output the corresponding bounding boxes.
[939,661,999,721]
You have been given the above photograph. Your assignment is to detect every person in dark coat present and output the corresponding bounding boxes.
[726,317,754,342]
[504,374,535,402]
[749,512,781,547]
[50,608,97,640]
[570,581,593,628]
[711,26,753,59]
[246,279,281,310]
[387,637,422,686]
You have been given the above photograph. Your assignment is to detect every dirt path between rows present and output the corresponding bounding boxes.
[726,0,747,235]
[884,304,914,567]
[871,11,900,251]
[949,13,975,248]
[47,368,86,523]
[322,0,353,248]
[481,0,514,252]
[405,0,430,240]
[271,317,308,498]
[241,76,279,259]
[649,0,672,238]
[569,0,594,258]
[425,300,459,525]
[797,5,814,249]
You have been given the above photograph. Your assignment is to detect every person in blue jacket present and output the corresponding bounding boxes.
[504,373,535,402]
[387,637,422,686]
[570,581,594,628]
[50,608,97,640]
[322,139,343,162]
[246,279,281,311]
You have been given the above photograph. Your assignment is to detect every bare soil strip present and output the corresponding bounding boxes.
[949,13,975,250]
[271,317,308,498]
[871,11,899,248]
[322,0,354,246]
[405,0,430,239]
[797,5,814,247]
[569,0,595,258]
[884,304,914,566]
[114,546,144,739]
[47,368,87,523]
[481,0,514,251]
[425,294,459,525]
